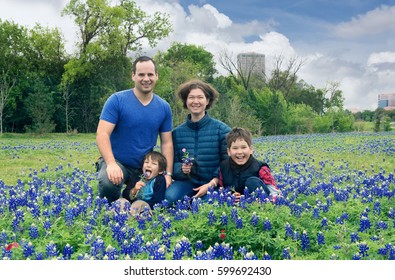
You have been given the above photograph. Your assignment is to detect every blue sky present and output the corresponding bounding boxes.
[1,0,395,110]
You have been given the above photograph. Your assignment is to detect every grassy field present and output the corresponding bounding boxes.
[1,131,394,260]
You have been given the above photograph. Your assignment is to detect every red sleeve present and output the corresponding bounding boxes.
[259,165,277,187]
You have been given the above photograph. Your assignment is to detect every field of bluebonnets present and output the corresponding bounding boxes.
[1,132,395,260]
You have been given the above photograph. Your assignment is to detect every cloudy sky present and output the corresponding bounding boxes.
[1,0,395,111]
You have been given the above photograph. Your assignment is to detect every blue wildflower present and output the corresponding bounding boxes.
[263,218,272,231]
[220,212,228,226]
[282,247,291,259]
[29,223,39,239]
[350,232,360,243]
[358,242,369,257]
[250,212,259,227]
[317,231,325,245]
[300,230,310,251]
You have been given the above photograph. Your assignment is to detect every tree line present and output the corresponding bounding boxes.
[0,0,393,135]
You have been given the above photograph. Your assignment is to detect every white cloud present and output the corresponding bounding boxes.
[332,5,395,38]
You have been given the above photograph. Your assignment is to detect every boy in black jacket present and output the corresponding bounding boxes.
[218,127,281,203]
[119,151,167,216]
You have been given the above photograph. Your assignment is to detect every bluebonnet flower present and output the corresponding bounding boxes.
[46,240,59,258]
[162,218,172,231]
[190,198,200,214]
[29,203,41,218]
[43,218,52,231]
[250,212,259,227]
[153,246,166,260]
[239,195,247,209]
[235,217,243,229]
[376,221,388,230]
[137,217,146,230]
[317,231,325,245]
[220,212,228,226]
[29,223,39,239]
[172,243,184,260]
[105,245,117,260]
[23,241,35,258]
[208,210,217,225]
[321,217,328,228]
[352,252,361,260]
[262,252,272,260]
[285,222,293,238]
[230,207,238,222]
[0,230,7,244]
[195,240,204,251]
[350,232,360,243]
[282,247,291,259]
[374,200,381,215]
[359,216,371,232]
[313,207,320,219]
[91,236,105,258]
[370,235,379,241]
[263,218,272,231]
[300,230,310,251]
[333,245,341,250]
[244,251,258,260]
[181,148,194,165]
[35,252,44,260]
[63,244,73,260]
[358,242,369,257]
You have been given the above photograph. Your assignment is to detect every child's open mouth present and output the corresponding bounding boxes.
[144,170,152,179]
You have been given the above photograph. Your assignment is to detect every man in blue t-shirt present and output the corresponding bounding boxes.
[96,56,174,204]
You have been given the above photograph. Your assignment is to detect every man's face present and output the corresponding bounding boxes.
[132,60,158,95]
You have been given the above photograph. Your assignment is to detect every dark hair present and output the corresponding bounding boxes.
[144,151,167,172]
[132,56,157,74]
[226,127,252,149]
[176,79,219,109]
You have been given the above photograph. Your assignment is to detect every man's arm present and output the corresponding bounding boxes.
[159,131,174,187]
[96,120,123,185]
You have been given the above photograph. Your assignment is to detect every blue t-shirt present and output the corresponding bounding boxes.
[100,89,172,168]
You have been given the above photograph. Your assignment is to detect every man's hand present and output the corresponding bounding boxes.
[106,162,124,185]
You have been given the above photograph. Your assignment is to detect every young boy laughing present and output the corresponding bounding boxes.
[218,127,282,203]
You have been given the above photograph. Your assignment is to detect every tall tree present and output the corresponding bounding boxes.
[0,20,28,133]
[61,0,172,132]
[267,55,304,101]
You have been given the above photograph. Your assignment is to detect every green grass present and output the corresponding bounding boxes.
[0,133,98,185]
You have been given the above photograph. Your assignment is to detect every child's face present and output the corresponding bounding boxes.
[227,138,253,166]
[142,156,161,180]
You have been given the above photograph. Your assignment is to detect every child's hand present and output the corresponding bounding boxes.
[232,192,241,203]
[134,181,145,191]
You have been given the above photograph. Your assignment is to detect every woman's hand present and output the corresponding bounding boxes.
[193,183,210,198]
[181,163,193,175]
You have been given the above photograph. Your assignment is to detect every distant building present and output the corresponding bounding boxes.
[237,52,265,79]
[378,93,395,110]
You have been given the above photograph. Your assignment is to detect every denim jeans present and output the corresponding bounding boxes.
[165,180,198,205]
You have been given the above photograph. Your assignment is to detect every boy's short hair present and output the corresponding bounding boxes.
[226,127,252,148]
[144,151,167,172]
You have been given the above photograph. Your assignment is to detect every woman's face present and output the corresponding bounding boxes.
[186,88,209,116]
